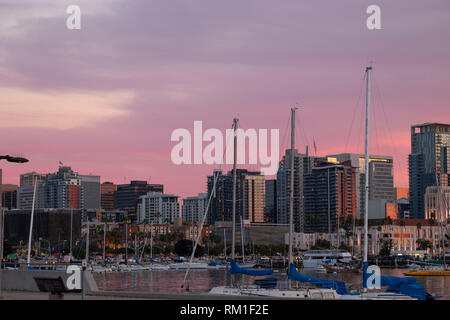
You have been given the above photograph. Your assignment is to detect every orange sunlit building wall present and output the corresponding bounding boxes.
[386,202,399,219]
[395,187,409,200]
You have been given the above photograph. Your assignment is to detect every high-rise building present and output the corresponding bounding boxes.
[182,193,208,223]
[207,170,227,224]
[409,123,450,219]
[304,161,357,233]
[1,184,18,209]
[264,179,277,223]
[80,175,101,210]
[326,153,395,218]
[101,182,117,210]
[115,181,163,223]
[207,169,265,224]
[242,172,265,223]
[137,192,180,224]
[37,166,83,210]
[18,172,46,210]
[276,148,320,232]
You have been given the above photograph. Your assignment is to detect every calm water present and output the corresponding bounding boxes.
[94,268,450,300]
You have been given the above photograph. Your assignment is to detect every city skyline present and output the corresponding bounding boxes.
[1,1,449,199]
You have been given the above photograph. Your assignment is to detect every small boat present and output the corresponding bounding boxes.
[92,265,112,273]
[315,264,327,273]
[326,263,361,274]
[405,265,450,277]
[169,262,209,269]
[302,250,352,269]
[147,264,170,271]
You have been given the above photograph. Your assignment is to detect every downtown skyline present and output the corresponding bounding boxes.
[0,0,449,199]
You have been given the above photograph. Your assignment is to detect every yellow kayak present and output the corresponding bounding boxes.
[405,270,450,276]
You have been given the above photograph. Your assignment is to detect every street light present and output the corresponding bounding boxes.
[0,155,29,299]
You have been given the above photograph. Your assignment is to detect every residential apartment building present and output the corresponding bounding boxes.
[137,192,180,224]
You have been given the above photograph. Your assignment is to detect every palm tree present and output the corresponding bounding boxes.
[383,216,393,226]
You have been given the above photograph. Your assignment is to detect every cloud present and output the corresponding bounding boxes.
[0,87,134,129]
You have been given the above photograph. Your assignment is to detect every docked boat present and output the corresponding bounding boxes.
[302,250,352,268]
[326,263,361,274]
[405,265,450,276]
[315,264,327,273]
[169,262,209,269]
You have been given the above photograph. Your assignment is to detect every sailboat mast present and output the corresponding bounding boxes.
[363,66,372,267]
[231,118,238,260]
[27,177,38,266]
[288,108,296,268]
[223,228,226,258]
[241,216,245,263]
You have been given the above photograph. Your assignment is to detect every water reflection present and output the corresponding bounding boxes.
[94,268,449,299]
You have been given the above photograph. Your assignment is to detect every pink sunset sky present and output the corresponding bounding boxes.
[0,0,449,199]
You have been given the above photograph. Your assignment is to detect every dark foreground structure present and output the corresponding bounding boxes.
[4,209,81,249]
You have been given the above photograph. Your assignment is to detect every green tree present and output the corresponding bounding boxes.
[379,238,393,257]
[416,239,432,251]
[312,239,331,249]
[174,239,205,257]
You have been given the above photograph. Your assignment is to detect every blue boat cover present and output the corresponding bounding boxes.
[288,264,349,295]
[363,263,428,300]
[230,259,273,276]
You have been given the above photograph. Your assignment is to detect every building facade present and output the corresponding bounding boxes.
[264,179,277,223]
[289,221,444,256]
[277,148,320,232]
[115,181,164,223]
[182,193,208,223]
[409,123,450,219]
[137,192,180,224]
[18,172,46,210]
[100,182,117,210]
[1,184,18,209]
[80,174,101,210]
[304,161,357,233]
[37,167,84,210]
[327,153,395,218]
[207,169,265,224]
[424,186,450,222]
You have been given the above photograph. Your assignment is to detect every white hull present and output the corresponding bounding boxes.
[209,286,340,299]
[169,262,209,270]
[209,286,417,300]
[303,259,336,269]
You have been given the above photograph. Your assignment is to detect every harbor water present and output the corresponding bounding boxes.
[94,268,450,300]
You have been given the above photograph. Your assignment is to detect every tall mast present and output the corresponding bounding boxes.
[231,118,238,260]
[363,66,372,285]
[241,216,245,263]
[27,177,38,267]
[288,107,296,269]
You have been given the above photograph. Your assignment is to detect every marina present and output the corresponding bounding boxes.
[91,268,450,300]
